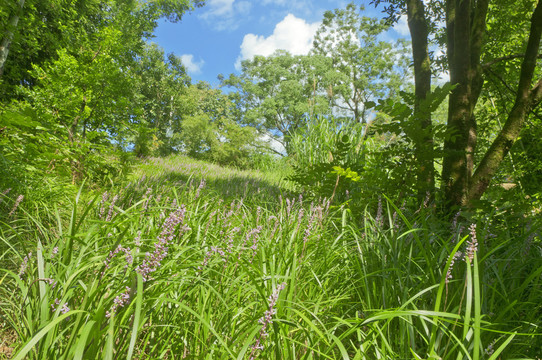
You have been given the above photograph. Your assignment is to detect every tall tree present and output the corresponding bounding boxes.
[1,0,205,182]
[406,0,434,202]
[222,51,333,154]
[178,82,262,167]
[131,43,190,156]
[0,0,204,102]
[312,3,409,125]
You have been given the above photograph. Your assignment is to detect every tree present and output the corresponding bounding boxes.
[0,0,205,183]
[177,82,263,167]
[222,51,334,154]
[0,0,108,101]
[311,3,410,125]
[130,43,190,156]
[0,0,204,102]
[373,0,542,211]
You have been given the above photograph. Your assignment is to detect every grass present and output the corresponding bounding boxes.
[0,154,541,359]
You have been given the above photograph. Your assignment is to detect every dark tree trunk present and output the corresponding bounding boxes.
[441,0,489,211]
[406,0,435,203]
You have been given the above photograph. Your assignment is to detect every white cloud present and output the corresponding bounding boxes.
[203,0,234,17]
[198,0,251,31]
[180,54,204,74]
[393,15,410,37]
[236,14,320,69]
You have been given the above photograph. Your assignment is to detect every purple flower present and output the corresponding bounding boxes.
[445,251,462,285]
[136,206,189,282]
[143,188,153,211]
[249,283,286,360]
[198,245,228,272]
[375,197,383,227]
[106,195,119,222]
[296,208,305,233]
[18,252,32,279]
[286,198,295,218]
[101,244,133,277]
[45,278,57,289]
[256,206,261,225]
[465,224,478,265]
[9,194,24,217]
[303,211,316,251]
[99,192,109,219]
[226,227,240,254]
[105,287,131,318]
[51,298,70,314]
[268,216,279,239]
[238,226,263,263]
[134,231,142,248]
[195,178,206,199]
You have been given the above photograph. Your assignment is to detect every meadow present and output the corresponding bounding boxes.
[0,155,541,359]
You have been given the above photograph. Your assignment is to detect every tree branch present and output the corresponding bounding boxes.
[483,53,542,69]
[530,77,542,108]
[469,0,542,202]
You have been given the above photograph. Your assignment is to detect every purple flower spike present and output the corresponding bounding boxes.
[465,224,478,265]
[249,282,286,360]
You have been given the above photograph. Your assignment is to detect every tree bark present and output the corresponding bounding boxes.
[406,0,435,203]
[468,0,542,201]
[0,0,25,79]
[441,0,489,210]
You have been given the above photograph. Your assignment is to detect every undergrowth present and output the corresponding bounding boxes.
[0,155,540,359]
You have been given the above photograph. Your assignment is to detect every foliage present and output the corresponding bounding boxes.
[1,156,541,359]
[287,116,365,203]
[176,82,267,168]
[130,43,191,157]
[286,82,454,208]
[371,0,542,210]
[0,0,205,189]
[222,51,334,154]
[311,2,411,124]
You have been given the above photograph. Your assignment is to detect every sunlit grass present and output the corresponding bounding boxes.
[0,156,540,359]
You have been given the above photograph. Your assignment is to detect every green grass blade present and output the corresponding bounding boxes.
[12,311,83,360]
[473,252,481,360]
[487,333,516,360]
[73,320,96,360]
[127,273,143,360]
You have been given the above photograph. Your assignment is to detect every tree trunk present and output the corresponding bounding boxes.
[441,0,489,211]
[0,0,25,79]
[406,0,435,203]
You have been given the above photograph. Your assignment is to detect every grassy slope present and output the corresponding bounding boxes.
[0,155,540,359]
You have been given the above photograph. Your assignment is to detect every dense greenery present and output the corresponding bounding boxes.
[1,0,542,358]
[1,156,541,359]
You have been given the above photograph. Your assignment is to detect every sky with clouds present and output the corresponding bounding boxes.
[152,0,410,87]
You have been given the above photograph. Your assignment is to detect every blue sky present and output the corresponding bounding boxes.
[151,0,411,87]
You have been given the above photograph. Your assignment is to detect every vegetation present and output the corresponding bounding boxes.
[1,0,542,359]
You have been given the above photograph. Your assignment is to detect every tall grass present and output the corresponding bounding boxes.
[0,155,540,359]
